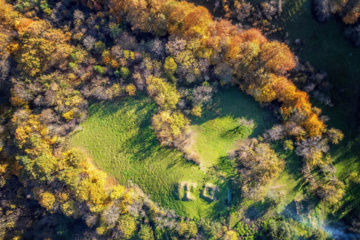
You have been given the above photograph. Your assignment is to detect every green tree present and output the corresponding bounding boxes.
[146,75,180,109]
[138,225,154,240]
[117,214,137,239]
[177,221,198,239]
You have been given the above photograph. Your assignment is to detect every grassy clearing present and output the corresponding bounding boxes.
[67,95,210,218]
[67,89,274,219]
[191,88,275,169]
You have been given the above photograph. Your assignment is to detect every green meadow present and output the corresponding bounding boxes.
[67,89,277,218]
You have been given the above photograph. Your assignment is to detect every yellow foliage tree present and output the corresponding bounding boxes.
[39,192,56,212]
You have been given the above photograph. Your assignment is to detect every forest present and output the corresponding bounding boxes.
[0,0,360,239]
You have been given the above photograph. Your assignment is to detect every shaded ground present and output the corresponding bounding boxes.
[191,88,275,169]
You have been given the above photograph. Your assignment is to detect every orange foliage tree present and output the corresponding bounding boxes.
[109,0,325,137]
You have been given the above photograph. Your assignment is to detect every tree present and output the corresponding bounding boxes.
[101,204,120,228]
[39,192,56,212]
[222,230,237,240]
[310,228,328,240]
[62,149,87,168]
[120,67,131,79]
[295,137,329,166]
[302,113,326,137]
[117,214,137,239]
[164,56,177,75]
[266,219,297,240]
[177,221,198,239]
[326,128,344,144]
[33,153,58,181]
[14,20,73,77]
[152,110,189,146]
[146,75,180,109]
[260,41,296,74]
[235,139,285,200]
[110,185,126,200]
[109,23,122,39]
[125,84,136,96]
[138,225,154,240]
[316,179,345,205]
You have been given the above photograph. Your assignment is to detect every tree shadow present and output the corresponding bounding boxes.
[203,156,243,220]
[190,88,276,137]
[331,181,360,222]
[245,200,271,221]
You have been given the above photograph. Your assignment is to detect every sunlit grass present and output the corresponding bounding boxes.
[67,89,276,219]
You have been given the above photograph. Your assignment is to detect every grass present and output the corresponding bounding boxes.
[276,0,360,223]
[67,89,274,219]
[277,0,360,138]
[191,88,275,169]
[67,95,210,218]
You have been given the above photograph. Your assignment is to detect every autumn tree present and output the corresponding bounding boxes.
[39,192,56,212]
[316,178,345,204]
[295,137,329,166]
[15,20,73,77]
[152,110,189,146]
[260,41,296,74]
[117,214,137,239]
[234,138,285,200]
[146,75,180,109]
[164,56,177,75]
